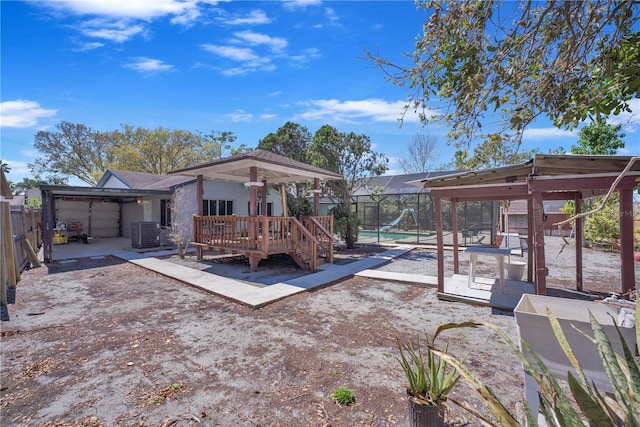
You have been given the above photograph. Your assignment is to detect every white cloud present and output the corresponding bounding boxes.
[324,7,339,25]
[73,41,106,51]
[287,47,321,67]
[201,43,274,75]
[219,9,271,25]
[282,0,322,11]
[123,57,176,75]
[295,98,427,124]
[260,113,277,119]
[202,44,259,61]
[226,111,253,122]
[41,0,205,22]
[4,160,31,176]
[522,127,577,141]
[0,100,57,128]
[81,21,146,42]
[36,0,213,44]
[234,31,287,52]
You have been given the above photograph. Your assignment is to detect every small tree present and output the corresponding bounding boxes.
[399,131,440,174]
[168,186,192,259]
[307,125,388,248]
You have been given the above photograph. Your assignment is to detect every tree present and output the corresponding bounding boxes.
[0,160,9,174]
[31,122,108,185]
[562,121,626,246]
[398,131,440,173]
[31,122,236,186]
[168,186,192,259]
[571,121,625,155]
[258,122,313,217]
[11,177,47,195]
[111,125,232,175]
[307,125,388,248]
[450,135,538,170]
[366,1,639,162]
[258,121,311,162]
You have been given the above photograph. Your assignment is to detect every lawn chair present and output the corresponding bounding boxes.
[462,228,479,245]
[518,236,528,257]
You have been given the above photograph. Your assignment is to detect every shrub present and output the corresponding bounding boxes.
[332,387,356,406]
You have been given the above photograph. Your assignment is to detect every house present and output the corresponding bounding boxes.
[40,166,288,263]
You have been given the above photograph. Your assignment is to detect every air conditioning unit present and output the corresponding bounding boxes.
[131,222,160,248]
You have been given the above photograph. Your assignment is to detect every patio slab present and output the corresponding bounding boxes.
[113,245,414,308]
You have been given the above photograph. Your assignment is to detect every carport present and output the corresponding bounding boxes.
[40,185,173,263]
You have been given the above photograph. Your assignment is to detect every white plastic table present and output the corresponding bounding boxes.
[464,247,512,292]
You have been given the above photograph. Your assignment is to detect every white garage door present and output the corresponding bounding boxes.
[56,199,120,238]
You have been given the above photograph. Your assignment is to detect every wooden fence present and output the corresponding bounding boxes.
[1,203,42,320]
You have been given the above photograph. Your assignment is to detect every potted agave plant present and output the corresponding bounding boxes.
[397,336,461,427]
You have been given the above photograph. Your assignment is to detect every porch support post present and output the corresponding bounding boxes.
[196,175,203,216]
[619,188,635,295]
[281,184,288,217]
[574,193,583,291]
[313,178,320,216]
[261,179,267,216]
[434,194,444,293]
[531,190,547,295]
[451,198,459,274]
[249,167,258,217]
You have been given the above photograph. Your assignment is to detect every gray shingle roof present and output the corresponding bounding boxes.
[99,169,194,190]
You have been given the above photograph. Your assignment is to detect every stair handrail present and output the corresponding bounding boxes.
[306,216,334,263]
[289,216,319,271]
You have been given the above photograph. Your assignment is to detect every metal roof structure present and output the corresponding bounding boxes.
[419,154,639,297]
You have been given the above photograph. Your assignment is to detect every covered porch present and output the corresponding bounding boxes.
[418,154,639,304]
[170,149,343,271]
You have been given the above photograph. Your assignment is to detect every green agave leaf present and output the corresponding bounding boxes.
[432,349,521,427]
[546,309,592,391]
[567,372,614,426]
[518,339,584,425]
[589,313,628,406]
[589,311,640,426]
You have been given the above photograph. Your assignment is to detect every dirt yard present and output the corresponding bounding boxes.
[1,237,637,427]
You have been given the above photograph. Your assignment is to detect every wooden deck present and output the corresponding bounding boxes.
[191,215,334,271]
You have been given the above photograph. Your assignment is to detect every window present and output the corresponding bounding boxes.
[248,202,273,216]
[203,199,234,216]
[160,199,172,227]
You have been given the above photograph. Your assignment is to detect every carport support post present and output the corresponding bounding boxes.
[531,190,547,295]
[434,194,444,293]
[41,189,54,263]
[619,188,635,294]
[450,198,459,274]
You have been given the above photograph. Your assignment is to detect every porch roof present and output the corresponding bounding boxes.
[169,149,343,184]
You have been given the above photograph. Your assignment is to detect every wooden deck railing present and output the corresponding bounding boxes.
[302,216,334,263]
[191,215,332,271]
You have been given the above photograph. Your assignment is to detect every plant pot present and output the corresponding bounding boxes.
[407,394,445,427]
[504,260,526,280]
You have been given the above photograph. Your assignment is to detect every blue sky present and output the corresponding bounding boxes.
[1,0,639,187]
